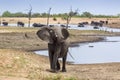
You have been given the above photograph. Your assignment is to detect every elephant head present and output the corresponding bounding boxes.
[37,26,69,44]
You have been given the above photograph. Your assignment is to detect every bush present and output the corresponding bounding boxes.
[53,17,57,21]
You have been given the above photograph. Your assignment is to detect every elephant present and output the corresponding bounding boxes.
[78,22,89,27]
[91,21,103,27]
[78,23,84,27]
[17,21,24,27]
[32,23,46,27]
[99,20,108,25]
[36,26,69,72]
[60,24,66,27]
[2,22,8,26]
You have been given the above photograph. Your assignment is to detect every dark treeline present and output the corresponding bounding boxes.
[1,11,119,18]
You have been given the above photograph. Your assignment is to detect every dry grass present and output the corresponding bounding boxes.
[0,49,120,80]
[0,26,118,51]
[0,26,120,51]
[0,27,39,33]
[1,17,120,25]
[0,49,78,80]
[0,49,49,80]
[69,29,113,36]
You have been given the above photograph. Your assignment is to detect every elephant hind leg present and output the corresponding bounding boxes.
[56,60,60,71]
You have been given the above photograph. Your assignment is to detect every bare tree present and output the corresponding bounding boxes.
[61,7,78,29]
[28,5,32,27]
[66,8,78,28]
[47,8,51,26]
[0,12,1,26]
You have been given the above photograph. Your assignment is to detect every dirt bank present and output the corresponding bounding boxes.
[0,31,104,51]
[0,49,120,80]
[1,27,116,51]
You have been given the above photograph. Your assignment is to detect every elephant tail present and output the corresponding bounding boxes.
[68,51,75,60]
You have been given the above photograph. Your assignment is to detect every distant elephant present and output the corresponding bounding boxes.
[32,23,46,27]
[2,22,8,26]
[91,21,103,27]
[78,23,84,27]
[99,20,108,25]
[17,21,24,27]
[37,26,69,72]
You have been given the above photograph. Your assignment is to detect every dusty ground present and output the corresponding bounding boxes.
[1,27,118,51]
[0,49,120,80]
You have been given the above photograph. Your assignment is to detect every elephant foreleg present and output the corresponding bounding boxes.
[52,46,61,72]
[52,53,58,72]
[48,44,54,70]
[49,52,53,69]
[62,54,67,72]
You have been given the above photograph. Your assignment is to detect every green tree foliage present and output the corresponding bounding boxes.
[2,11,11,17]
[81,12,93,18]
[41,13,48,17]
[13,12,27,17]
[60,10,78,28]
[1,11,119,18]
[2,11,27,17]
[32,13,41,17]
[61,13,68,20]
[117,14,120,18]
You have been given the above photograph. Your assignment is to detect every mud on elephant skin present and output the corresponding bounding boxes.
[36,26,69,72]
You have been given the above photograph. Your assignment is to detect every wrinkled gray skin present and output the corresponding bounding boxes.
[37,26,69,72]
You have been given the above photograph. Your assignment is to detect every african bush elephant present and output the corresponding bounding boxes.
[2,22,8,26]
[91,21,103,27]
[37,26,69,72]
[17,21,24,27]
[32,23,46,27]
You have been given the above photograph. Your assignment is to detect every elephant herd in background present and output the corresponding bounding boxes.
[78,20,108,29]
[0,21,66,28]
[0,21,46,27]
[0,20,108,29]
[0,21,25,27]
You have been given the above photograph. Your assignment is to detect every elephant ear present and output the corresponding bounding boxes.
[61,28,69,40]
[36,27,52,43]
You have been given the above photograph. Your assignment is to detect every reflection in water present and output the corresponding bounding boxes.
[35,37,120,64]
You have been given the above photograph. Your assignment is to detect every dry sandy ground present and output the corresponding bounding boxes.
[0,49,120,80]
[1,27,116,51]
